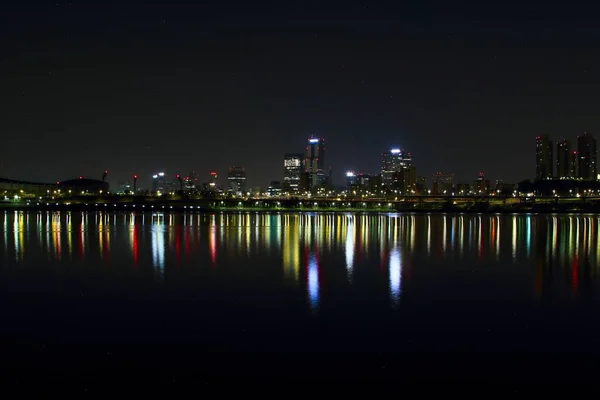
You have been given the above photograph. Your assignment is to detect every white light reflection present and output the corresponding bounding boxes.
[151,224,165,276]
[442,216,447,253]
[526,217,531,257]
[345,216,355,283]
[389,247,401,307]
[495,216,500,260]
[308,254,319,312]
[426,216,431,255]
[13,212,20,261]
[3,213,7,255]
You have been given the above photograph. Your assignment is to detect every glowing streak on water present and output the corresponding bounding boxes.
[308,255,319,312]
[389,247,401,307]
[345,218,355,283]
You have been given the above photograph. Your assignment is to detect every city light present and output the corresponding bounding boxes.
[390,148,401,154]
[346,171,355,177]
[309,138,319,143]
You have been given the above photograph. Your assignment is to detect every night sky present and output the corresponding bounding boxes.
[2,1,600,189]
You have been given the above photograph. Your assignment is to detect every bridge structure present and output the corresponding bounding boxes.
[7,193,600,213]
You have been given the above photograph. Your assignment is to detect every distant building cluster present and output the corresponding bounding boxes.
[536,132,597,181]
[10,133,600,201]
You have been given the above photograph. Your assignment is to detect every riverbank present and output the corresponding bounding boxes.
[1,201,600,214]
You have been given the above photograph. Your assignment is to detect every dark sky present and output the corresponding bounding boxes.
[2,1,600,189]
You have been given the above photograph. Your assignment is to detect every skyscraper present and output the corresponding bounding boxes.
[304,136,326,190]
[152,172,167,193]
[577,132,597,180]
[227,166,246,195]
[569,151,577,178]
[283,153,303,193]
[556,139,572,178]
[535,135,553,180]
[381,148,412,188]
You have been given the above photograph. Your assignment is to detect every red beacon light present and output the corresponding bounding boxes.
[79,176,83,179]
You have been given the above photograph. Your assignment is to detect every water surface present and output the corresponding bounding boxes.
[1,211,599,381]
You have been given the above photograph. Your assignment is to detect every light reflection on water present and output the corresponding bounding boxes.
[2,211,600,312]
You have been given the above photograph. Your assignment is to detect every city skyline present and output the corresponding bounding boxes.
[3,2,600,189]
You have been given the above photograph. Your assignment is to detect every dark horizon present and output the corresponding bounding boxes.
[3,1,600,189]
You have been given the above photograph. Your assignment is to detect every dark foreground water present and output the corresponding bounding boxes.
[1,211,600,384]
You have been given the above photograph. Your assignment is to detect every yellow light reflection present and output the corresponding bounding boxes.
[282,217,300,282]
[53,213,61,261]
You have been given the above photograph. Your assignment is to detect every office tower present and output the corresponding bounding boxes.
[535,135,553,180]
[227,166,247,195]
[569,151,577,177]
[432,172,453,195]
[381,148,412,188]
[473,172,490,194]
[208,172,218,187]
[345,171,357,190]
[304,136,326,190]
[184,171,199,191]
[152,172,167,193]
[556,139,572,178]
[283,153,303,193]
[391,166,417,193]
[416,176,427,194]
[268,181,282,197]
[577,132,597,180]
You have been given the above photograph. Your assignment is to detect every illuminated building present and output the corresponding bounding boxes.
[455,183,471,195]
[473,172,490,194]
[118,180,132,193]
[268,181,282,196]
[304,136,326,190]
[345,171,357,190]
[283,153,303,193]
[416,176,427,194]
[535,134,553,180]
[556,139,573,178]
[391,166,416,193]
[381,148,412,190]
[432,172,453,195]
[0,177,108,196]
[227,166,247,195]
[152,172,167,194]
[570,151,578,178]
[577,132,597,180]
[184,171,199,191]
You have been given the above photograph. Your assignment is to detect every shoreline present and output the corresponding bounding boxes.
[1,202,599,215]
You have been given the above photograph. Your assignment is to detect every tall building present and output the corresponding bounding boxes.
[304,136,326,190]
[227,166,246,195]
[391,166,416,193]
[432,172,453,195]
[569,151,577,178]
[381,149,412,189]
[577,132,597,180]
[535,135,553,180]
[556,139,572,178]
[345,171,357,190]
[473,172,490,194]
[184,171,199,191]
[283,153,303,193]
[152,172,167,194]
